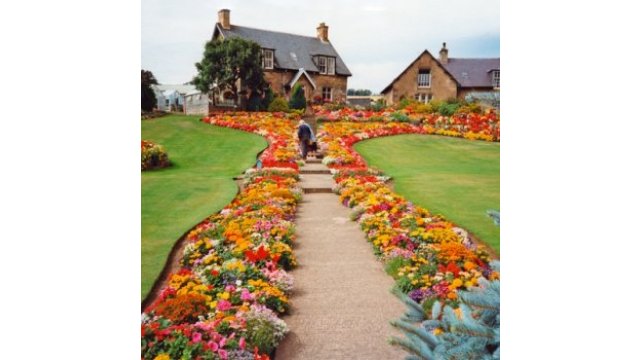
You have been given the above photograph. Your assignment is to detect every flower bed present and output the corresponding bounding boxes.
[314,106,499,142]
[319,121,500,309]
[142,140,170,170]
[142,113,301,360]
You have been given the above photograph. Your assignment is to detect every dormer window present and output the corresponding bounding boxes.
[262,49,274,69]
[418,69,431,88]
[315,56,336,75]
[492,70,500,88]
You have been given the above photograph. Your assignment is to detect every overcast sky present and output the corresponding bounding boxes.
[142,0,499,93]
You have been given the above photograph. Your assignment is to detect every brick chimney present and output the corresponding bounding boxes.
[218,9,230,30]
[439,42,448,64]
[316,22,329,42]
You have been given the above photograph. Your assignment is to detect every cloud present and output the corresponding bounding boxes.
[142,0,499,88]
[363,5,387,12]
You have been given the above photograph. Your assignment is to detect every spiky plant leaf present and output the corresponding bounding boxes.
[391,319,439,349]
[431,300,443,320]
[392,287,427,322]
[388,337,436,360]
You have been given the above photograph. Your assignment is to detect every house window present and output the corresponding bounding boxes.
[492,70,500,88]
[262,49,274,69]
[165,99,170,106]
[322,87,332,101]
[327,57,335,75]
[414,93,430,104]
[315,56,336,75]
[317,56,327,74]
[418,69,431,88]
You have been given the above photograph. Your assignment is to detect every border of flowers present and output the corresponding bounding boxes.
[318,120,500,308]
[142,112,302,360]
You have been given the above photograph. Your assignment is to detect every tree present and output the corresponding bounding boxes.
[141,69,158,112]
[288,84,306,110]
[192,37,268,108]
[347,88,372,96]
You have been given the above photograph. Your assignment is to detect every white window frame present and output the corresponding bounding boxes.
[327,57,335,75]
[414,93,429,104]
[322,87,332,101]
[492,70,500,88]
[262,49,274,70]
[418,69,431,88]
[317,56,327,74]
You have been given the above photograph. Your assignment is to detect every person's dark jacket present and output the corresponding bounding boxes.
[297,124,312,141]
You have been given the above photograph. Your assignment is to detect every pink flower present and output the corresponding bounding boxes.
[218,349,228,359]
[239,337,246,350]
[240,289,253,301]
[207,341,219,351]
[217,300,231,311]
[192,332,202,343]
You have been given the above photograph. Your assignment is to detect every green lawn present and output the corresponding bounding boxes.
[141,115,267,298]
[355,135,500,253]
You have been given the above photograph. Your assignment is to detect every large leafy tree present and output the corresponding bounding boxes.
[141,69,158,112]
[192,37,268,108]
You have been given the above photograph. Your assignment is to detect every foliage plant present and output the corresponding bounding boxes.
[193,37,268,107]
[288,84,306,110]
[389,262,500,360]
[268,97,289,112]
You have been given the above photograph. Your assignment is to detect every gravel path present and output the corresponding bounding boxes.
[276,161,406,359]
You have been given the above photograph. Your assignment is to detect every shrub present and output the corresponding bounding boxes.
[260,88,274,111]
[390,262,500,360]
[141,140,170,170]
[288,84,306,110]
[370,99,386,112]
[414,103,434,114]
[268,97,289,112]
[397,98,416,110]
[390,111,410,122]
[437,102,460,116]
[247,94,262,112]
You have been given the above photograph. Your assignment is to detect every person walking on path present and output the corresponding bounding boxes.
[297,119,315,160]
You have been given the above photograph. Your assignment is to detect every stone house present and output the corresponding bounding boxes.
[212,9,351,104]
[381,43,500,105]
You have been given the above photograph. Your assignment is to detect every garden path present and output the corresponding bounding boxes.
[276,159,405,359]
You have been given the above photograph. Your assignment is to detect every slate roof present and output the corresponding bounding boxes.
[380,51,500,93]
[214,24,351,76]
[443,58,500,88]
[151,84,197,94]
[381,50,460,94]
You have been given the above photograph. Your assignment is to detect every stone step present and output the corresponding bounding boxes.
[301,162,329,171]
[300,170,331,175]
[303,188,334,194]
[305,158,322,164]
[300,174,335,190]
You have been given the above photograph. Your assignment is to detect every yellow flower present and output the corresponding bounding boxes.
[433,328,443,336]
[154,354,170,360]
